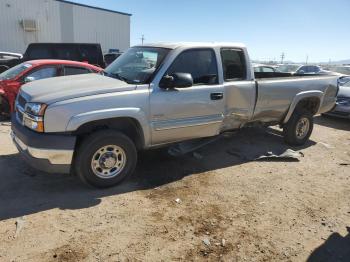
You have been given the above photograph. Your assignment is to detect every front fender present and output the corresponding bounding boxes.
[66,107,151,147]
[283,90,324,124]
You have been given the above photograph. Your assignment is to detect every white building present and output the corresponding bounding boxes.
[0,0,131,54]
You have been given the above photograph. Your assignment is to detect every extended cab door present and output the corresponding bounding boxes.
[150,48,225,145]
[220,48,256,130]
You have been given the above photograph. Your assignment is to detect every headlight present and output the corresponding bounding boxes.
[23,103,47,132]
[25,103,47,116]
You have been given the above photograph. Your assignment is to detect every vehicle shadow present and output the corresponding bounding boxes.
[314,115,350,131]
[307,227,350,262]
[0,127,315,221]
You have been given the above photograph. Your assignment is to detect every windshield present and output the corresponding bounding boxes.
[0,63,33,80]
[277,64,301,73]
[104,47,170,84]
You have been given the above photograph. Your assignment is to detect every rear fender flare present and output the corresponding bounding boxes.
[283,91,324,124]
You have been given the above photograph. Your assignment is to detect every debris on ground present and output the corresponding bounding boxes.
[255,149,304,161]
[15,216,26,237]
[318,142,334,149]
[339,163,350,166]
[227,148,304,162]
[221,239,226,247]
[175,198,181,204]
[203,238,211,246]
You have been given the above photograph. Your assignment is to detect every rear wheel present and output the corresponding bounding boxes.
[75,130,137,188]
[283,110,313,146]
[0,96,10,121]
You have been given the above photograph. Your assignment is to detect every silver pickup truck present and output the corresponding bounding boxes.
[11,42,338,187]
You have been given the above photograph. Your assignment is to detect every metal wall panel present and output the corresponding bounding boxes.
[70,3,130,52]
[0,0,130,54]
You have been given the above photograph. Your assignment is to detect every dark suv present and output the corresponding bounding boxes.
[0,43,105,71]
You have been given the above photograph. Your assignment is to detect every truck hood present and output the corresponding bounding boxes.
[20,74,137,104]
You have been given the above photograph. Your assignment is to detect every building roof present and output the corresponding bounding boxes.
[55,0,132,16]
[135,42,247,50]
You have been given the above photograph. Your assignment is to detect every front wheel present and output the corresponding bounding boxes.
[283,111,313,146]
[74,130,137,188]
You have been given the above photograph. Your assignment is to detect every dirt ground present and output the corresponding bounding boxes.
[0,115,349,262]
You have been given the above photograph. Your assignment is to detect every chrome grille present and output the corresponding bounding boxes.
[17,94,27,109]
[16,93,27,125]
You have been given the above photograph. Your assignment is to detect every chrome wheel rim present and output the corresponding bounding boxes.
[91,145,126,179]
[295,117,310,139]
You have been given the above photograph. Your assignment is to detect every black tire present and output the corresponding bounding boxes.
[283,110,313,146]
[0,96,10,121]
[74,130,137,188]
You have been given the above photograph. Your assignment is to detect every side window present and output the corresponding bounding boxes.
[26,67,57,81]
[262,67,274,73]
[220,49,246,81]
[27,46,53,59]
[166,49,218,85]
[64,66,91,76]
[54,46,80,61]
[312,66,320,73]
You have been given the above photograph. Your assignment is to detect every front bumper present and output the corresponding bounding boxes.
[11,116,76,174]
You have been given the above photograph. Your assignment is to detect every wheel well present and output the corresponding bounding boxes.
[74,117,144,150]
[295,97,320,115]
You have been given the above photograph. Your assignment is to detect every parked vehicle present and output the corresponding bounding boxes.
[323,80,350,119]
[11,42,338,188]
[278,64,335,75]
[0,52,23,73]
[0,43,105,70]
[104,52,123,67]
[0,60,102,120]
[253,64,278,73]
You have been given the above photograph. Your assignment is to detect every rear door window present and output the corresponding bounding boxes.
[64,66,91,76]
[166,49,218,85]
[220,49,246,81]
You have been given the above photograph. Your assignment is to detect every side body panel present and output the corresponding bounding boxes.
[253,76,338,123]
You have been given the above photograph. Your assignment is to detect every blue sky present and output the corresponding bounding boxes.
[69,0,349,62]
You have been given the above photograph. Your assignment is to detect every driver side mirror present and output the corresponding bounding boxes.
[24,76,35,83]
[159,73,193,89]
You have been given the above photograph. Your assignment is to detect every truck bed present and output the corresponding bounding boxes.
[254,72,337,79]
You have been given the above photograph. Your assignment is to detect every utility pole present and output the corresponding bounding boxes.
[280,52,285,64]
[140,34,145,45]
[306,55,308,65]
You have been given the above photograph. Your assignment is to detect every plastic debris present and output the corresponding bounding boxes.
[254,149,304,161]
[203,238,211,246]
[15,216,26,237]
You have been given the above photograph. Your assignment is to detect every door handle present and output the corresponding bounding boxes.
[210,92,223,100]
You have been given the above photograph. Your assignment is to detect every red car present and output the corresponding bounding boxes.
[0,59,102,119]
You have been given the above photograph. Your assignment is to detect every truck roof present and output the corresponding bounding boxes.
[135,42,247,50]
